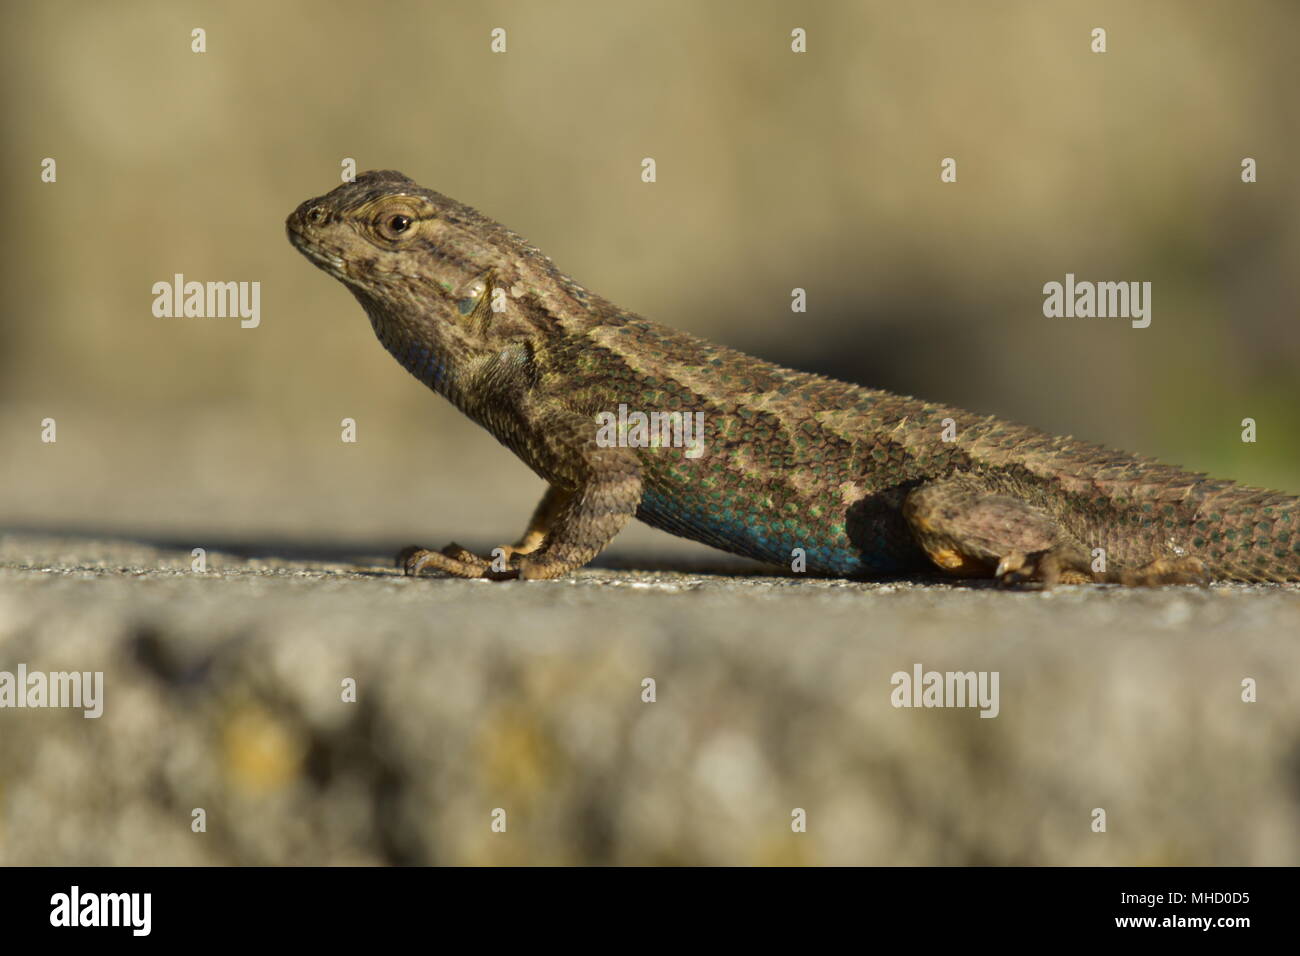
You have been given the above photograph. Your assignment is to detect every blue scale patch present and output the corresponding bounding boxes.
[390,341,448,391]
[637,487,907,576]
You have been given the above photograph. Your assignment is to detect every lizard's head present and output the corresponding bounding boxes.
[287,171,564,379]
[288,169,517,303]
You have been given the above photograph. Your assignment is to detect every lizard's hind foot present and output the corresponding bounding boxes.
[1108,556,1211,587]
[903,475,1095,587]
[993,549,1095,587]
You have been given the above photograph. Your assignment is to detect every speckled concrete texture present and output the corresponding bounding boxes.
[2,533,1297,865]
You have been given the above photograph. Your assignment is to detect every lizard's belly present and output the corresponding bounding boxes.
[634,484,916,577]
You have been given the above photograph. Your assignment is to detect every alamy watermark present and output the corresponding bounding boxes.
[152,273,260,328]
[595,404,706,459]
[1042,273,1151,328]
[50,886,150,936]
[0,664,103,718]
[891,663,999,718]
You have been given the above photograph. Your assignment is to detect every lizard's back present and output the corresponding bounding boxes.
[552,315,1300,581]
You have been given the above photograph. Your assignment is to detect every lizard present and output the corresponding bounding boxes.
[286,170,1300,586]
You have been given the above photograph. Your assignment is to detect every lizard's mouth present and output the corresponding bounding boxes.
[286,222,350,280]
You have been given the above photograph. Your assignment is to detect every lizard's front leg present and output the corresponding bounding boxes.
[400,414,643,581]
[398,485,571,578]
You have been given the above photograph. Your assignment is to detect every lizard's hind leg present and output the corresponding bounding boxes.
[902,475,1095,586]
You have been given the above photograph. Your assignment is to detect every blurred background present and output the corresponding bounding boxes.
[1,0,1296,551]
[2,1,1299,867]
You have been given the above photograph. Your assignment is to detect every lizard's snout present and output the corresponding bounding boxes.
[286,200,329,236]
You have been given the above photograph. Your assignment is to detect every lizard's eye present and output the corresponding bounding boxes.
[375,208,420,241]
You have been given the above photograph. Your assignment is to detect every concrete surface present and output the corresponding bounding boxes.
[1,531,1297,865]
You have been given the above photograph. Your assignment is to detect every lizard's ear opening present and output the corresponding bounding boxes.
[454,270,497,326]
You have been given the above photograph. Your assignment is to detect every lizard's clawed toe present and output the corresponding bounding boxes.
[396,542,524,579]
[1114,556,1211,587]
[397,544,478,577]
[397,546,438,576]
[993,549,1085,588]
[439,542,486,565]
[396,545,426,573]
[994,552,1028,582]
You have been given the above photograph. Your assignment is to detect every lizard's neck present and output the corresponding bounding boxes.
[352,288,545,450]
[353,290,466,403]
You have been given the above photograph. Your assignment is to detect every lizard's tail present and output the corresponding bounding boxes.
[1191,484,1300,582]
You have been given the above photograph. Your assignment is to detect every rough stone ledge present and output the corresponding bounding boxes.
[2,532,1297,865]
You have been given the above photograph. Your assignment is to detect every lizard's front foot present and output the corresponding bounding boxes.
[396,543,521,580]
[396,543,589,581]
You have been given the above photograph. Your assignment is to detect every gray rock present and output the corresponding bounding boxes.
[1,533,1297,865]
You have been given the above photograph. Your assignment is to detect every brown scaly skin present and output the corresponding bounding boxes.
[287,170,1300,585]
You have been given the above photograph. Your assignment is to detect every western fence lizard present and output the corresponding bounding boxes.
[287,170,1300,585]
